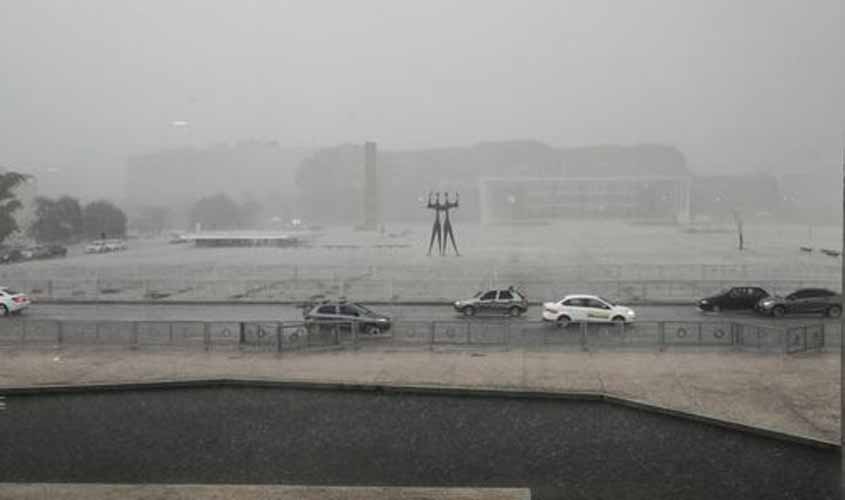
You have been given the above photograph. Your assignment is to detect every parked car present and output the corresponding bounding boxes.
[697,287,770,312]
[104,239,128,251]
[0,287,30,316]
[0,249,23,264]
[46,244,68,257]
[453,287,528,317]
[27,246,52,259]
[85,240,107,253]
[755,288,842,318]
[3,245,68,262]
[168,233,189,244]
[303,301,391,335]
[542,294,636,328]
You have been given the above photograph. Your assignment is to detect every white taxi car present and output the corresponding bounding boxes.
[0,287,31,316]
[542,294,636,328]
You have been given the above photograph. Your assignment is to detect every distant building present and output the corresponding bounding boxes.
[778,167,839,223]
[479,176,692,224]
[296,141,693,223]
[691,173,784,220]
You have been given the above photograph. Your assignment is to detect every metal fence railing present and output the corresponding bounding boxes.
[5,278,840,304]
[0,318,837,354]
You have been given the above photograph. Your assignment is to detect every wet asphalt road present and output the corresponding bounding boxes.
[18,303,839,328]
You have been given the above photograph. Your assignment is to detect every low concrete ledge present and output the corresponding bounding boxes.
[0,484,531,500]
[1,377,838,451]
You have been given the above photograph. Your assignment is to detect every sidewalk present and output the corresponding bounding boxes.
[0,347,839,443]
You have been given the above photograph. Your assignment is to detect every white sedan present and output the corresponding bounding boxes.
[0,287,31,316]
[542,294,636,327]
[85,241,107,253]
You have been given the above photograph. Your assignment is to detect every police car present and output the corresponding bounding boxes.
[542,294,636,328]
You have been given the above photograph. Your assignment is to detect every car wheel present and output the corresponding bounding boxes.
[772,306,785,318]
[612,315,625,323]
[462,306,475,317]
[556,315,571,328]
[508,306,522,318]
[828,305,842,319]
[366,325,381,336]
[712,304,720,313]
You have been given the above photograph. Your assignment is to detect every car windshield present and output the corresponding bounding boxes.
[598,296,614,306]
[353,303,376,315]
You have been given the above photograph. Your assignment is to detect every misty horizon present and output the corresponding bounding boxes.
[1,0,843,178]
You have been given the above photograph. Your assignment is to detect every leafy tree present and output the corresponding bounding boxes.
[239,199,264,228]
[132,205,171,235]
[189,193,243,230]
[30,196,84,243]
[0,171,28,244]
[83,200,127,239]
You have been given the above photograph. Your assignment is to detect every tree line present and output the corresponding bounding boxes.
[0,170,269,246]
[0,171,128,245]
[131,194,264,235]
[30,196,127,243]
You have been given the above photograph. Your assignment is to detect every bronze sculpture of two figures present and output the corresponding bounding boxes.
[426,192,459,256]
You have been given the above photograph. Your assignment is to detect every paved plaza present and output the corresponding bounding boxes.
[0,347,838,443]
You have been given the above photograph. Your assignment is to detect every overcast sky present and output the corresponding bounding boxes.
[1,0,843,173]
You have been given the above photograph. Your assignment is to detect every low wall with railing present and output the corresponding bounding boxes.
[0,318,837,354]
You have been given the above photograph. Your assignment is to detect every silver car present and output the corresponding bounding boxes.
[304,301,392,335]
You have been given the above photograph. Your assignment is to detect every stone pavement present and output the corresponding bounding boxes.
[0,347,839,443]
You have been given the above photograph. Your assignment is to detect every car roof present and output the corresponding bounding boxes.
[561,294,601,301]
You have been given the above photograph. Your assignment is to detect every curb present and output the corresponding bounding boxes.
[1,377,838,451]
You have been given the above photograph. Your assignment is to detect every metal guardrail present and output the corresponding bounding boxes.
[0,318,836,354]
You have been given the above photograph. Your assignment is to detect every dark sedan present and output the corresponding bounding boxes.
[697,287,769,313]
[755,288,842,318]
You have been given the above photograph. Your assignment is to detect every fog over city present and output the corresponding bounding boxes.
[1,0,843,196]
[2,3,845,499]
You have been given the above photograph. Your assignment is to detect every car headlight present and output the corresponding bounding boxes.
[700,299,708,304]
[626,309,635,316]
[760,300,774,308]
[376,317,389,322]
